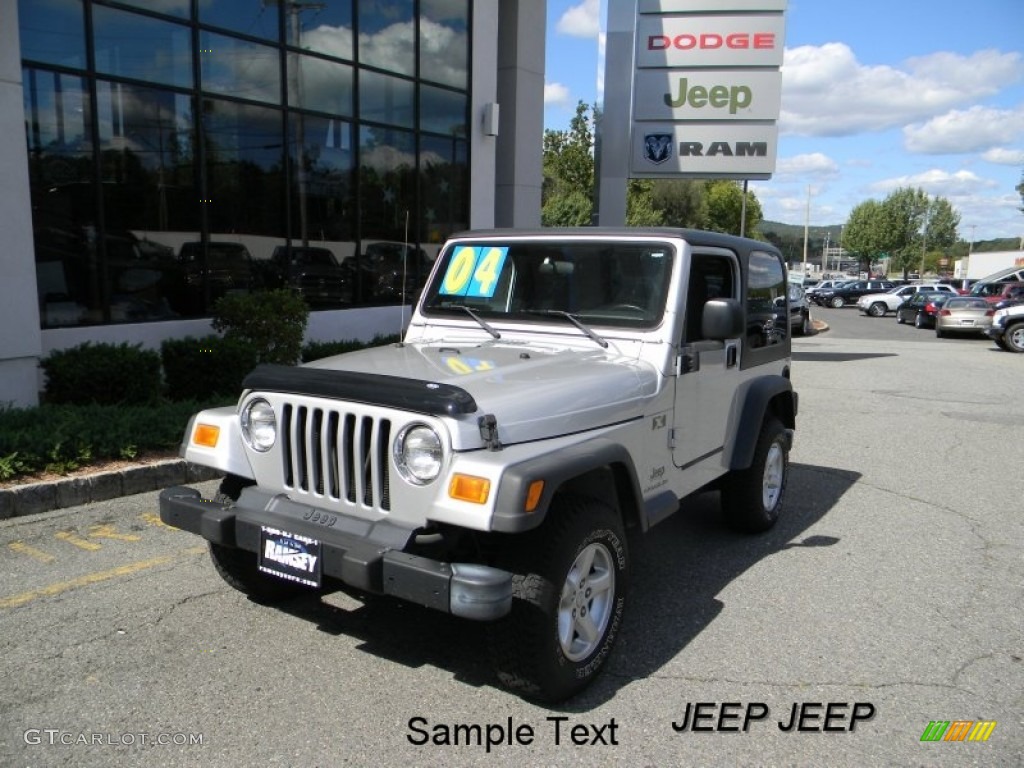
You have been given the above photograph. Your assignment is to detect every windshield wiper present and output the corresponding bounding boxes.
[455,305,501,339]
[525,310,608,348]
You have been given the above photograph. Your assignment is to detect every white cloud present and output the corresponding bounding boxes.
[982,147,1024,165]
[869,169,998,197]
[774,153,840,179]
[780,44,1024,137]
[545,82,571,107]
[903,105,1024,153]
[556,0,600,39]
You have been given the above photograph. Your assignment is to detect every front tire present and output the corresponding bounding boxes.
[830,296,845,308]
[208,473,305,602]
[722,418,789,533]
[488,495,628,702]
[1004,322,1024,353]
[868,302,887,317]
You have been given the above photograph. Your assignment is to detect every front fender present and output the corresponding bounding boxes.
[180,406,255,480]
[489,437,644,533]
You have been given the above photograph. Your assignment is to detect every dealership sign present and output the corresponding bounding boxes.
[634,69,782,121]
[629,1,787,180]
[634,123,779,176]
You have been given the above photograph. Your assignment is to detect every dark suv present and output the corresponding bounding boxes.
[813,279,895,308]
[269,246,352,306]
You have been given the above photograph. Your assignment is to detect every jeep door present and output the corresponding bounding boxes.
[672,250,741,491]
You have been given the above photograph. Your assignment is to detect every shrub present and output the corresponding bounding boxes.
[161,335,259,401]
[40,342,162,405]
[212,289,309,365]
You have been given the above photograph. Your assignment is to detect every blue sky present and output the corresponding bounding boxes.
[543,0,1024,241]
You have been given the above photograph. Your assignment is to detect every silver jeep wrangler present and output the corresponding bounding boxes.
[160,228,797,702]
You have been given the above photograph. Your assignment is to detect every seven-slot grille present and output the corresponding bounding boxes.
[280,403,391,510]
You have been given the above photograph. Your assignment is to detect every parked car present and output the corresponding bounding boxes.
[813,279,895,308]
[895,291,952,328]
[177,241,254,310]
[985,303,1024,352]
[363,241,432,301]
[787,282,812,336]
[805,279,851,301]
[269,245,352,306]
[857,283,957,317]
[934,297,994,338]
[984,283,1024,308]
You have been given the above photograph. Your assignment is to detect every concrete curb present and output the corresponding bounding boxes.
[0,461,222,521]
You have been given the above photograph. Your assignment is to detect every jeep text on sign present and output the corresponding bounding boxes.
[636,15,786,68]
[631,123,779,178]
[633,69,782,121]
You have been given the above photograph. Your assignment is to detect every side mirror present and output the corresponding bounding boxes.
[702,298,744,340]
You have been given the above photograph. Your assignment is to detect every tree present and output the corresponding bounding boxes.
[542,101,595,225]
[1017,171,1023,214]
[842,199,889,275]
[881,188,959,277]
[704,180,763,236]
[650,179,707,228]
[625,179,663,226]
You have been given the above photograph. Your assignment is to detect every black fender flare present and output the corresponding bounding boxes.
[723,375,797,471]
[489,437,644,533]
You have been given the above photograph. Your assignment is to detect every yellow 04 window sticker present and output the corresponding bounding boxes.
[440,246,508,298]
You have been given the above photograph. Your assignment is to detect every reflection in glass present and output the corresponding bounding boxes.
[358,0,414,75]
[289,2,353,60]
[93,6,192,90]
[115,0,190,19]
[288,53,353,116]
[200,31,281,105]
[18,0,87,69]
[290,114,354,246]
[419,85,466,135]
[360,70,414,129]
[419,133,467,245]
[24,69,96,327]
[359,125,414,242]
[199,0,281,42]
[420,0,468,89]
[202,98,286,239]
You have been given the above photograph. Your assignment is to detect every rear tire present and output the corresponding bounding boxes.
[488,495,628,702]
[722,418,789,533]
[896,312,906,324]
[914,313,925,329]
[830,297,845,309]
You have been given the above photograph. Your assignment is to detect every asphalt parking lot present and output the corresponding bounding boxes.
[0,310,1021,767]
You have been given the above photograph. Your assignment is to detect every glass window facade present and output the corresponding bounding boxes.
[19,0,470,328]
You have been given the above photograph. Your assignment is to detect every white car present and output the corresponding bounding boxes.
[857,283,958,317]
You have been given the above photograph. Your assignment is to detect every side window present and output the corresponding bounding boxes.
[684,254,737,343]
[745,250,787,348]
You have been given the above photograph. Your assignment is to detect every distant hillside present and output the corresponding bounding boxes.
[757,220,1021,261]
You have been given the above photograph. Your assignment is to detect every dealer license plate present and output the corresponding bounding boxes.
[258,526,322,587]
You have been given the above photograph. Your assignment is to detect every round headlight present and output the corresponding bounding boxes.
[395,425,443,484]
[241,398,276,452]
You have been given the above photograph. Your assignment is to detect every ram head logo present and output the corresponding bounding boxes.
[643,133,673,165]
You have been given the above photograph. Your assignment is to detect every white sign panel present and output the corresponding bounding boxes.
[639,0,787,13]
[634,69,782,121]
[631,123,779,178]
[636,14,786,68]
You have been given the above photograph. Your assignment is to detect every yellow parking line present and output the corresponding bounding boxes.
[0,546,206,610]
[55,531,102,551]
[88,524,141,542]
[140,512,173,530]
[8,541,57,563]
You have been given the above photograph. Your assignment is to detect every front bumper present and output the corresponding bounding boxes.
[159,485,512,621]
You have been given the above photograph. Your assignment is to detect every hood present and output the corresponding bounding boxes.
[303,340,660,446]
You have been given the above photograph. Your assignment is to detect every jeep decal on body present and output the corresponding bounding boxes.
[159,227,798,702]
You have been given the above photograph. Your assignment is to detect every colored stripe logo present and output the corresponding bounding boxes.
[920,720,997,742]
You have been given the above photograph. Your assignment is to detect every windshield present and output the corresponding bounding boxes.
[420,240,674,329]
